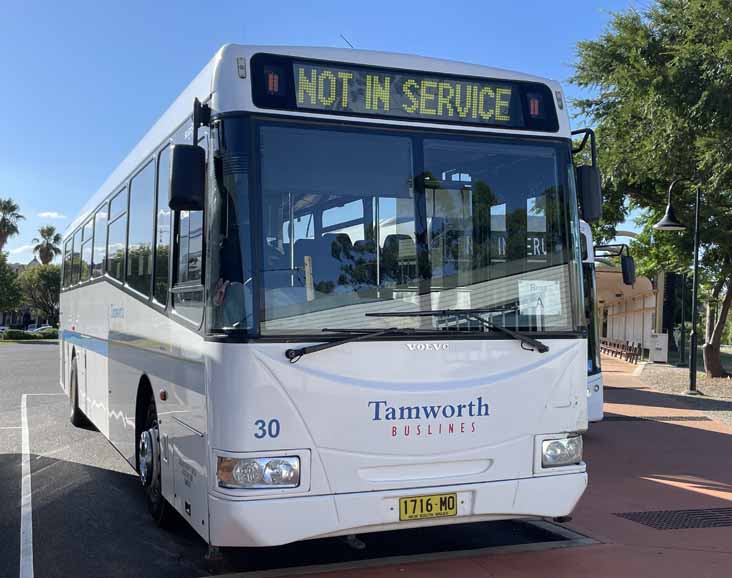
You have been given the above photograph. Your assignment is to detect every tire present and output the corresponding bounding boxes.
[69,359,88,427]
[138,396,174,527]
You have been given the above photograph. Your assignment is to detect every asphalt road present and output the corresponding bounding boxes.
[0,343,577,578]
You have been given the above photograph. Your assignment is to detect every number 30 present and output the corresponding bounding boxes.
[254,419,280,439]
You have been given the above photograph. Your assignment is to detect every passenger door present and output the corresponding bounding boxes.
[168,123,209,539]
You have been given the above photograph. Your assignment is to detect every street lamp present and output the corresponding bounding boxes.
[653,178,702,395]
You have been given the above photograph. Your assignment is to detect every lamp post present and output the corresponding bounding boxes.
[680,273,686,367]
[653,178,702,395]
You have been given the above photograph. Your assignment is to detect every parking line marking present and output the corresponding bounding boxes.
[20,393,64,578]
[20,394,34,578]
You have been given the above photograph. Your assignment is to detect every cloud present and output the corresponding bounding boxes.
[8,244,34,255]
[37,211,67,219]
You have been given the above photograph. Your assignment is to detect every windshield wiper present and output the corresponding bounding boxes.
[365,309,549,354]
[284,327,421,363]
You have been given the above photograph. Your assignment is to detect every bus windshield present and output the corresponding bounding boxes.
[208,118,582,336]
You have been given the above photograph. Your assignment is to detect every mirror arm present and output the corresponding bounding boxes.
[595,243,630,257]
[571,128,597,167]
[193,98,211,145]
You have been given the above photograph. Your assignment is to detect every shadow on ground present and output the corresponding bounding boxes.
[0,451,574,578]
[219,519,564,574]
[0,454,209,578]
[604,383,732,413]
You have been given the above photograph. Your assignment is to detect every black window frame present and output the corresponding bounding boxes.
[242,113,582,339]
[62,238,73,287]
[71,229,82,285]
[152,143,172,308]
[125,158,156,298]
[250,53,560,133]
[58,113,217,337]
[91,206,108,278]
[107,187,129,284]
[79,217,94,283]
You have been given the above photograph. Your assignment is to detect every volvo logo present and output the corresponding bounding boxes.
[405,343,448,352]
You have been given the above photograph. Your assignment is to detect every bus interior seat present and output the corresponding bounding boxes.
[381,234,416,286]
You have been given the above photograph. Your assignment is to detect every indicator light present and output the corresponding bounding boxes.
[266,71,280,95]
[529,96,541,117]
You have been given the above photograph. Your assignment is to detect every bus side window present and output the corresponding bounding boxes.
[71,229,82,284]
[154,145,172,305]
[63,238,72,287]
[107,188,128,283]
[127,160,155,297]
[80,218,93,282]
[92,206,107,278]
[171,128,207,325]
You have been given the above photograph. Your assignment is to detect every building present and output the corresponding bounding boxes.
[596,263,660,358]
[594,230,671,363]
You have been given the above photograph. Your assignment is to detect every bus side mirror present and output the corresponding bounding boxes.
[621,255,636,286]
[169,144,205,211]
[576,165,603,223]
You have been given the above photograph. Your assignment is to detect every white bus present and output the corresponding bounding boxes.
[60,45,602,549]
[580,221,603,422]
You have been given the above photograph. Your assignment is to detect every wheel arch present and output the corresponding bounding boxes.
[68,346,77,391]
[134,374,154,472]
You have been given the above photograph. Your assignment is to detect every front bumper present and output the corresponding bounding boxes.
[208,471,587,547]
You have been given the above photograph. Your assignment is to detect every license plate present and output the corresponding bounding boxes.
[398,493,458,521]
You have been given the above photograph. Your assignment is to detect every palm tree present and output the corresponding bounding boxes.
[33,225,63,265]
[0,198,25,252]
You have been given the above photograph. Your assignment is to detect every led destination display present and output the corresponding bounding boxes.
[252,54,559,131]
[294,62,521,126]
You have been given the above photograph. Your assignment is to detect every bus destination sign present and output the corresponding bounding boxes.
[294,61,522,126]
[252,54,558,131]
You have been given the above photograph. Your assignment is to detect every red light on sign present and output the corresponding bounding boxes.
[529,97,541,117]
[266,71,279,95]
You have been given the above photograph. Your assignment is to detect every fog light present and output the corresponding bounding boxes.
[218,456,300,489]
[541,435,583,468]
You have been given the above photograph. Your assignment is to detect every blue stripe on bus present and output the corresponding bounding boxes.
[62,330,109,357]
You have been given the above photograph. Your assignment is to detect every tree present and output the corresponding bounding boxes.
[0,198,24,252]
[32,225,63,265]
[572,0,732,377]
[0,252,22,313]
[18,264,61,324]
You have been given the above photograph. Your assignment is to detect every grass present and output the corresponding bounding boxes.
[0,339,58,345]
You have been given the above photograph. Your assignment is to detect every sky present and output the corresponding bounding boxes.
[0,0,639,264]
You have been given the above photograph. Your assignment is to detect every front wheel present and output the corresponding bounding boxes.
[138,397,174,527]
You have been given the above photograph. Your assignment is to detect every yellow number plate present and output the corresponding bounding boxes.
[399,493,458,521]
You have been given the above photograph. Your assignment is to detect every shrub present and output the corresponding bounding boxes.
[38,328,58,339]
[2,329,34,340]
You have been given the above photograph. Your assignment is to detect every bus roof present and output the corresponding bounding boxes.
[66,44,569,236]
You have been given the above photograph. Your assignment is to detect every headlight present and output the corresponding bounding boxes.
[217,456,300,489]
[541,435,583,468]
